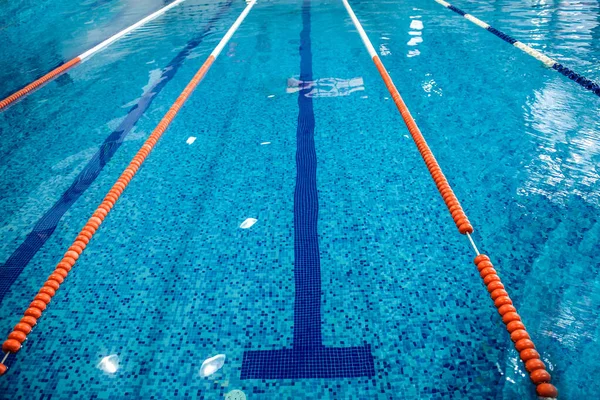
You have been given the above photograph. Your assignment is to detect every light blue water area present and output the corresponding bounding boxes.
[0,0,599,399]
[456,0,600,79]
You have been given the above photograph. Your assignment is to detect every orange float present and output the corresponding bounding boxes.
[20,317,37,327]
[474,255,558,397]
[2,340,21,353]
[24,308,42,319]
[8,332,27,343]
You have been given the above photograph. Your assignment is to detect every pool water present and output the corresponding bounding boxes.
[1,0,599,398]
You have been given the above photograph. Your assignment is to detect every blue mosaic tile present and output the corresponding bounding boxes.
[0,0,598,399]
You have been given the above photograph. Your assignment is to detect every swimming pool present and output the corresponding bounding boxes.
[1,0,599,398]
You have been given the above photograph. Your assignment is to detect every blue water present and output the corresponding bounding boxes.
[0,0,599,398]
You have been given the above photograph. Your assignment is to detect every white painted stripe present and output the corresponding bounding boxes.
[211,0,257,58]
[79,0,186,60]
[513,41,557,67]
[464,14,490,29]
[435,0,451,8]
[342,0,377,58]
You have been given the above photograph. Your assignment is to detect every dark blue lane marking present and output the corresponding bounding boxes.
[444,5,515,45]
[447,4,466,16]
[486,26,517,45]
[553,63,600,96]
[241,0,374,379]
[0,0,233,304]
[443,2,600,97]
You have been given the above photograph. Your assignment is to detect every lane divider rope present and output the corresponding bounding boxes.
[341,0,559,398]
[433,0,600,98]
[0,0,187,110]
[0,0,258,377]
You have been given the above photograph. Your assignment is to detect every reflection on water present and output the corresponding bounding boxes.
[474,0,600,75]
[240,218,258,229]
[199,354,226,378]
[522,82,600,206]
[379,43,391,55]
[407,11,424,57]
[410,20,424,30]
[98,354,119,374]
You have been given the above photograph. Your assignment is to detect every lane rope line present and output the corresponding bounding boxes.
[433,0,600,98]
[0,0,186,110]
[341,0,559,398]
[0,0,258,377]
